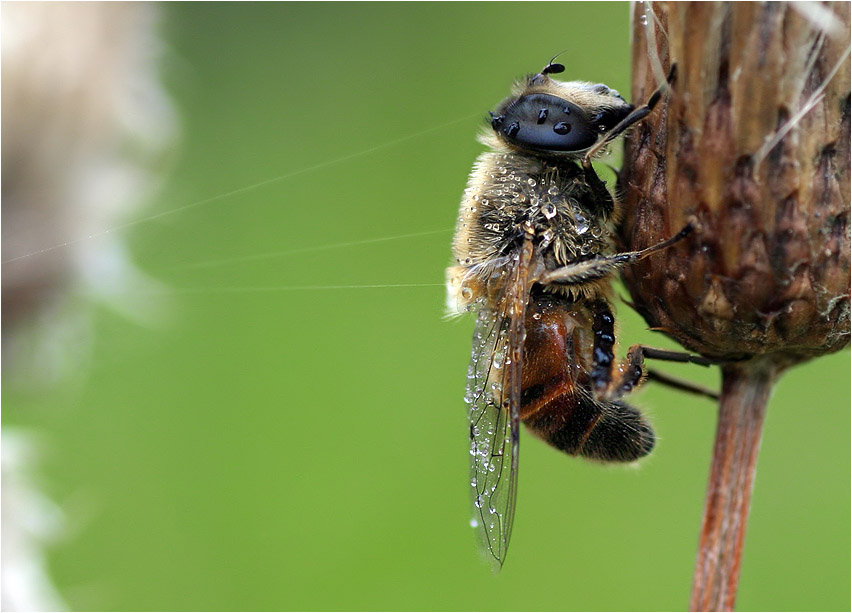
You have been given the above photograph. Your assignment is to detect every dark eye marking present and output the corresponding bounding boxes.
[492,94,605,152]
[593,108,633,133]
[489,79,635,153]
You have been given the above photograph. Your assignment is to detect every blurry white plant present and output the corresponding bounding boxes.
[2,433,65,612]
[2,3,178,609]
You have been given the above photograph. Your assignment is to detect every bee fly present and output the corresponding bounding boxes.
[446,60,716,569]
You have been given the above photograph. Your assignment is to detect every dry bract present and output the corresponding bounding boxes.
[620,2,850,369]
[619,3,850,610]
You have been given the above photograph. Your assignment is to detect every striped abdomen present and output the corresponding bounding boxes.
[520,293,654,462]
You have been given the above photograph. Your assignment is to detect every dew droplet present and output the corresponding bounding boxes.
[527,178,537,187]
[542,203,557,219]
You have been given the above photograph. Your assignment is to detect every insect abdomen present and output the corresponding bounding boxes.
[520,294,655,462]
[523,387,655,462]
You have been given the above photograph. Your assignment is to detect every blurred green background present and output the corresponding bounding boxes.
[4,3,849,611]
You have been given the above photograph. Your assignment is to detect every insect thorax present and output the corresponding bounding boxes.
[448,149,616,310]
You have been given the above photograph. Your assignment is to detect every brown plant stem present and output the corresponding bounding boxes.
[689,363,778,612]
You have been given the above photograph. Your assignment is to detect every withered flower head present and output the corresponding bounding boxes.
[619,2,850,370]
[618,3,849,611]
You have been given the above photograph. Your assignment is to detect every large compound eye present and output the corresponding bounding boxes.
[493,94,632,152]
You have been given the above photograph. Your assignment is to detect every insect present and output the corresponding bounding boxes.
[446,60,716,569]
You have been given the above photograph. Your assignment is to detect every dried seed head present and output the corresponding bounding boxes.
[619,2,851,370]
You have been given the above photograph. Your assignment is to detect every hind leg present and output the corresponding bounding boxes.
[600,343,719,402]
[586,300,647,399]
[645,369,719,401]
[588,301,718,402]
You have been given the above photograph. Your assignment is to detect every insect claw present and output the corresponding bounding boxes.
[618,293,639,310]
[685,215,702,235]
[667,62,678,85]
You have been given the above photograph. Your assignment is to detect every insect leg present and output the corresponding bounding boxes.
[588,300,616,395]
[599,344,717,402]
[602,343,646,400]
[578,158,615,216]
[539,222,693,286]
[582,63,678,163]
[639,346,715,366]
[645,369,720,401]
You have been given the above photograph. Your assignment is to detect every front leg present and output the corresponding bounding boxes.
[583,64,678,163]
[540,223,693,286]
[581,159,615,217]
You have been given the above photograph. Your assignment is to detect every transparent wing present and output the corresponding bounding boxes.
[466,245,533,570]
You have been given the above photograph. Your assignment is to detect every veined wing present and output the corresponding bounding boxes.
[466,240,535,570]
